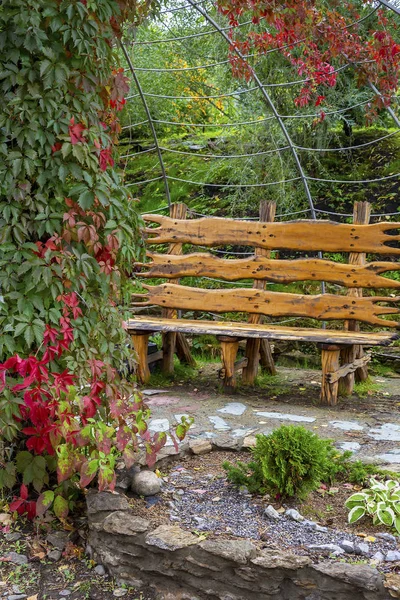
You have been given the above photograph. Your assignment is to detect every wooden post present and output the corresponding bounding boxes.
[339,201,371,395]
[161,203,195,374]
[131,332,151,383]
[242,201,277,383]
[218,336,239,393]
[320,344,341,406]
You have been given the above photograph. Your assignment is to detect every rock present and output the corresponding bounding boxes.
[59,591,71,597]
[0,513,12,526]
[339,540,355,553]
[48,549,62,562]
[252,549,311,570]
[211,435,241,451]
[386,550,400,562]
[46,531,69,551]
[113,589,128,598]
[146,525,199,551]
[371,551,385,563]
[285,508,304,522]
[377,532,397,543]
[4,533,22,542]
[200,539,257,565]
[355,542,370,557]
[242,435,257,448]
[131,471,161,497]
[7,595,27,600]
[264,505,281,520]
[315,524,328,533]
[103,511,149,535]
[313,562,384,592]
[302,520,317,529]
[5,552,28,565]
[189,439,212,455]
[85,544,93,558]
[86,490,130,514]
[307,544,344,556]
[94,564,106,576]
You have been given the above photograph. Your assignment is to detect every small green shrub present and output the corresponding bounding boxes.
[346,478,400,533]
[224,426,333,499]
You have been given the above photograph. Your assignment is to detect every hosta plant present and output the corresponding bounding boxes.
[346,478,400,533]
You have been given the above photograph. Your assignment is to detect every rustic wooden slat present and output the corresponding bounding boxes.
[141,252,400,289]
[243,201,277,384]
[143,215,400,254]
[327,354,371,384]
[134,283,400,327]
[127,316,399,346]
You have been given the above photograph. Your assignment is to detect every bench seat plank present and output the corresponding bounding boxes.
[144,215,400,254]
[127,316,399,346]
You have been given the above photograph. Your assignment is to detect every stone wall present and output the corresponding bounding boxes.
[86,491,399,600]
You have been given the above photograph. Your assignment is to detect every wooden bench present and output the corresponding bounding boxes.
[128,201,400,405]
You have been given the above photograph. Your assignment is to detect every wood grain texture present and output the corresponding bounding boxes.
[140,252,400,288]
[131,333,150,383]
[219,338,239,393]
[328,354,371,384]
[143,214,400,254]
[345,201,371,383]
[127,316,399,346]
[321,348,341,406]
[134,283,400,326]
[244,201,276,383]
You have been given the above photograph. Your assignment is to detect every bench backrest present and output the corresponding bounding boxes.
[135,203,400,329]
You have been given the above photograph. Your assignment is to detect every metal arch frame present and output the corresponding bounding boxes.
[185,0,317,221]
[119,41,171,207]
[378,0,400,16]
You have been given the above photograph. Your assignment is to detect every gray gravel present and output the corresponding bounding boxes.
[162,464,400,565]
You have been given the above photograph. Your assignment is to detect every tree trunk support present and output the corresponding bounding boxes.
[243,201,277,383]
[319,344,341,406]
[340,201,371,392]
[161,202,195,374]
[131,332,150,383]
[218,336,239,393]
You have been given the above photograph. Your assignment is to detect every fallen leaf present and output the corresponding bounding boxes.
[356,532,367,538]
[28,595,38,600]
[365,536,376,543]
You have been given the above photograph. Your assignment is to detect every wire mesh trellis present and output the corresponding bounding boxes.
[118,0,400,282]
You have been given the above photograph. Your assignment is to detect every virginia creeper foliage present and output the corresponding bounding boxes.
[0,0,189,521]
[217,0,400,119]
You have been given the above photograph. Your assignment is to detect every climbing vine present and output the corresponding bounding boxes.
[0,0,190,520]
[217,0,400,120]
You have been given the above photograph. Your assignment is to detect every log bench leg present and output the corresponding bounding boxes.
[162,332,176,376]
[175,332,196,367]
[339,345,355,397]
[218,336,239,394]
[131,332,150,384]
[260,339,277,376]
[320,344,341,406]
[242,338,261,384]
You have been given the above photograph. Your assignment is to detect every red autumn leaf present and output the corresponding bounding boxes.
[68,117,86,145]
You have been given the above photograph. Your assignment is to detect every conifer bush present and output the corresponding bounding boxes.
[224,426,333,499]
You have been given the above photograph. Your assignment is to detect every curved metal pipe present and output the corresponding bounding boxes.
[185,0,316,220]
[119,40,171,207]
[186,0,327,302]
